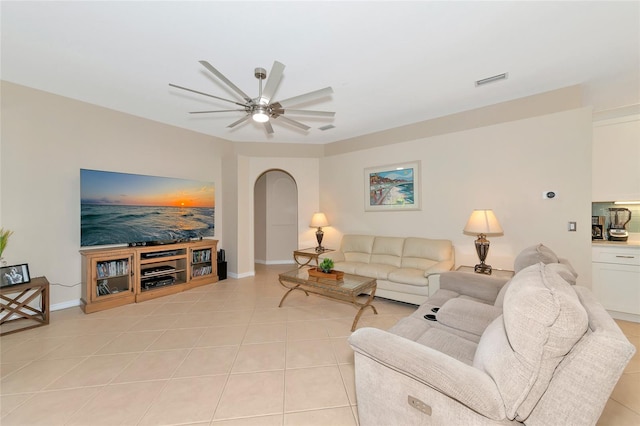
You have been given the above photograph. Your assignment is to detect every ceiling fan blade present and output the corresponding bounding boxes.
[199,60,253,103]
[282,109,335,117]
[277,87,333,108]
[260,61,285,105]
[227,114,251,128]
[189,109,247,114]
[263,121,274,134]
[169,83,247,107]
[276,115,311,131]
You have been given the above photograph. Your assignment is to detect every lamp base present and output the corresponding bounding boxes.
[474,263,493,275]
[315,228,324,252]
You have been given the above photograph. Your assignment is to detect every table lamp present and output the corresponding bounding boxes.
[463,209,503,275]
[310,212,329,252]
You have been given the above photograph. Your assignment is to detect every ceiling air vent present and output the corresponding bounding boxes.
[319,124,335,131]
[475,73,508,87]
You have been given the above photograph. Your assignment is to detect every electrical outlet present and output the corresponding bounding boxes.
[568,222,577,232]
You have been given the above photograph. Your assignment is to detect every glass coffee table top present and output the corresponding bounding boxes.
[279,267,376,294]
[278,267,378,331]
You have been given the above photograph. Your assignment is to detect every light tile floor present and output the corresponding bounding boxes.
[0,264,638,425]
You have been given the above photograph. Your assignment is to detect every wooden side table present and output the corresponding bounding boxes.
[456,265,514,279]
[0,276,50,336]
[293,247,334,268]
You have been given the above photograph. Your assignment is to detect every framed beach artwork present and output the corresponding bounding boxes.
[364,161,421,211]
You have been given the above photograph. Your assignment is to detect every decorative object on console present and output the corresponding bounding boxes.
[364,161,421,211]
[0,263,31,288]
[308,267,344,281]
[463,209,503,275]
[0,228,13,266]
[310,212,330,252]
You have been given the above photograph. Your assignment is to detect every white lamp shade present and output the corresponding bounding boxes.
[463,209,503,235]
[310,212,329,228]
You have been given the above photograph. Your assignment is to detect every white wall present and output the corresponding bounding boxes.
[319,108,594,286]
[254,174,267,262]
[1,82,228,307]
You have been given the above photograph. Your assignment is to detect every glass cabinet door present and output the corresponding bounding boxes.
[92,255,133,301]
[191,248,213,279]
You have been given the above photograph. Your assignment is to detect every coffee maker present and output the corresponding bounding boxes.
[607,208,631,241]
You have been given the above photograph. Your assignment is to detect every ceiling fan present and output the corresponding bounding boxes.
[170,61,335,134]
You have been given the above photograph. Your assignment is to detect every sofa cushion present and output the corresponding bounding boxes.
[341,235,375,263]
[513,243,558,273]
[333,261,367,275]
[493,279,511,309]
[387,267,429,286]
[436,298,502,336]
[401,237,452,269]
[370,237,404,267]
[354,263,397,280]
[472,262,588,420]
[546,262,578,285]
[416,328,478,366]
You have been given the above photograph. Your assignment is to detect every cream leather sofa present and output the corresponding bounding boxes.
[320,234,454,305]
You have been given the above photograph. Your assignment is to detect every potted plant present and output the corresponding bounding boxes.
[319,258,334,273]
[308,257,344,280]
[0,228,13,263]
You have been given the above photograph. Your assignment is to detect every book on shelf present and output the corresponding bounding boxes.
[192,249,212,263]
[192,265,212,277]
[97,259,129,278]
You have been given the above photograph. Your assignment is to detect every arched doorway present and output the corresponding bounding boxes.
[254,169,298,264]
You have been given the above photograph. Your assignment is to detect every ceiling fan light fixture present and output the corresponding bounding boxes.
[252,107,270,123]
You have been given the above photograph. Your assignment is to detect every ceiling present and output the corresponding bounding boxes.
[2,1,639,145]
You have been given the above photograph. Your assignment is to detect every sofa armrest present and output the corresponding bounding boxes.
[349,327,506,420]
[424,260,455,277]
[436,298,503,336]
[439,271,510,304]
[319,251,345,263]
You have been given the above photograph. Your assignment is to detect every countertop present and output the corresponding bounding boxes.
[592,240,640,247]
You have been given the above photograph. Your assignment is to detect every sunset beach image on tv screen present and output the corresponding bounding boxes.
[80,169,215,247]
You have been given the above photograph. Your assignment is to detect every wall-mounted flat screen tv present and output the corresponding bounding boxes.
[81,169,215,247]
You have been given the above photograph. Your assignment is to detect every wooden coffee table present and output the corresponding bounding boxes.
[278,267,377,331]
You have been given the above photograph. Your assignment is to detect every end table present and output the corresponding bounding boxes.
[293,247,334,268]
[0,276,50,336]
[456,265,514,279]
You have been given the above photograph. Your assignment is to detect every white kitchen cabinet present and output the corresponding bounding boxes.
[592,113,640,202]
[592,244,640,322]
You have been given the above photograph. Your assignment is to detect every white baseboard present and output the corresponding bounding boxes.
[230,271,255,279]
[255,259,295,265]
[607,310,640,323]
[51,299,82,311]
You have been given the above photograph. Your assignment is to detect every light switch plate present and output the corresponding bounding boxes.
[568,222,577,231]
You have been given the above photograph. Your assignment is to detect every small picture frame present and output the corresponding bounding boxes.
[364,161,421,211]
[0,263,31,287]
